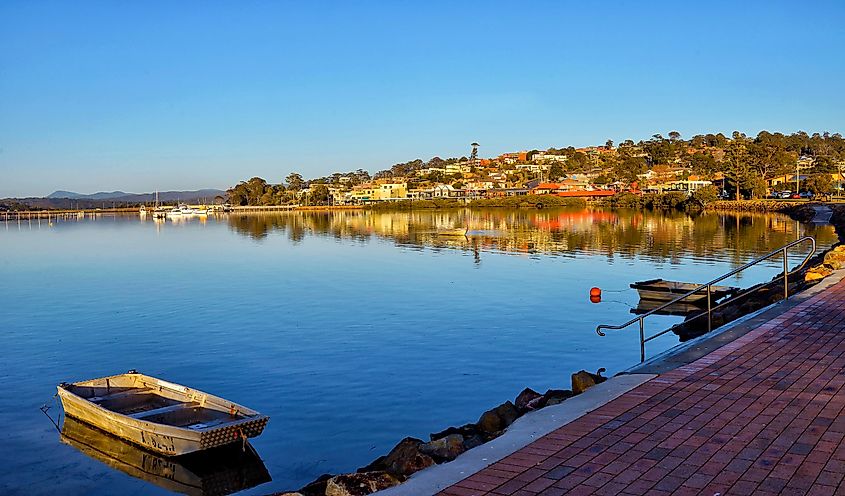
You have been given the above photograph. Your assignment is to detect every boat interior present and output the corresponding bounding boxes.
[66,378,247,430]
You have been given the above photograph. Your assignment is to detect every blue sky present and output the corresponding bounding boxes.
[1,1,843,197]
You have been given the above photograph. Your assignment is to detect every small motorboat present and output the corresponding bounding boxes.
[57,371,269,456]
[630,278,739,304]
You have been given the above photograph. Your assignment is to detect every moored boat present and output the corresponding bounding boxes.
[631,278,739,304]
[57,371,269,456]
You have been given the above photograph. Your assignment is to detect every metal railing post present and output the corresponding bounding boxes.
[639,318,645,363]
[783,247,789,300]
[595,237,815,362]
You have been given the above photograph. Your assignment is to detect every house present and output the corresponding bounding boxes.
[344,182,408,203]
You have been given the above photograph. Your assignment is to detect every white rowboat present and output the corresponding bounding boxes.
[57,371,269,456]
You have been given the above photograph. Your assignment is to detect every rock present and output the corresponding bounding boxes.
[824,250,845,269]
[300,474,334,496]
[477,410,502,435]
[514,387,542,411]
[429,423,478,441]
[541,389,573,406]
[381,437,435,477]
[463,434,485,450]
[325,471,401,496]
[805,265,833,282]
[477,401,520,436]
[571,369,607,395]
[356,455,387,473]
[419,434,465,462]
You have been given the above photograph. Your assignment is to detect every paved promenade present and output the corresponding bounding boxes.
[439,278,845,495]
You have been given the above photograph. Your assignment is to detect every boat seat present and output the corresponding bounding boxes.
[88,388,149,403]
[128,402,199,420]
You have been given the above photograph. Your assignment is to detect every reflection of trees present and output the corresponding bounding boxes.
[226,209,837,265]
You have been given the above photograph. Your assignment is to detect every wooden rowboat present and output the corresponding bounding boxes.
[57,371,269,456]
[60,416,271,496]
[630,278,739,304]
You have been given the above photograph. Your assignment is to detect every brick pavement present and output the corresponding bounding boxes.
[439,278,845,495]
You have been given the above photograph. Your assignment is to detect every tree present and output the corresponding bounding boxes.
[804,173,833,195]
[612,156,647,185]
[566,152,590,174]
[690,185,720,207]
[549,163,565,180]
[309,184,330,205]
[690,152,718,177]
[605,139,614,149]
[723,138,754,199]
[286,172,304,191]
[668,131,681,142]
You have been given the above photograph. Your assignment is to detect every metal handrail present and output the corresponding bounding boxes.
[596,236,816,362]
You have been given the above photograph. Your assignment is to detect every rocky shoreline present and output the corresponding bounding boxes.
[274,370,608,496]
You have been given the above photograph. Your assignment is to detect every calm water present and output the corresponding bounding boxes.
[0,208,836,495]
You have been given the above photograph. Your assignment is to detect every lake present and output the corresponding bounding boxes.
[0,207,835,495]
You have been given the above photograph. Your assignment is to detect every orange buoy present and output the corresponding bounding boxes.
[590,294,601,304]
[590,287,601,298]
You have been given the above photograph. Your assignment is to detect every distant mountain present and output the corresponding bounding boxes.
[48,190,132,200]
[45,189,226,202]
[5,189,227,210]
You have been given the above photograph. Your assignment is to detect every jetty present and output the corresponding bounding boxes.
[381,270,845,495]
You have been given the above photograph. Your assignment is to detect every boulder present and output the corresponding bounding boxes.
[325,471,401,496]
[805,265,833,282]
[356,455,387,473]
[477,401,520,436]
[462,434,485,450]
[571,369,607,395]
[429,423,478,441]
[381,437,435,476]
[541,389,573,406]
[299,474,334,496]
[514,387,542,411]
[824,250,845,269]
[419,434,465,462]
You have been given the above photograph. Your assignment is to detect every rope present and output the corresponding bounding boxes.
[40,392,61,433]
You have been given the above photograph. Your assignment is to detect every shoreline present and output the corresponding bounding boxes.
[274,206,845,496]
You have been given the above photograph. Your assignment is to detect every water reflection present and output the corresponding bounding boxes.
[223,208,837,268]
[60,417,271,496]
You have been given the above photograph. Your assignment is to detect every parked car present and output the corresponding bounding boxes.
[778,190,792,199]
[790,193,801,199]
[799,191,815,199]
